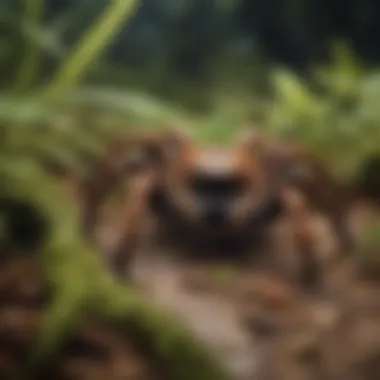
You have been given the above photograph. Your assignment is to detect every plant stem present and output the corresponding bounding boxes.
[44,0,139,98]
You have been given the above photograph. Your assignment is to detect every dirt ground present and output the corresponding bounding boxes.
[93,197,380,380]
[2,195,380,380]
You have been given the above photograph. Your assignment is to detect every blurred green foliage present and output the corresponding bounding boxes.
[0,1,230,378]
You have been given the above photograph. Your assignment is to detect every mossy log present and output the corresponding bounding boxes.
[0,158,229,380]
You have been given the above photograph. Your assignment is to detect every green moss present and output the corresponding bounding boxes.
[0,158,229,380]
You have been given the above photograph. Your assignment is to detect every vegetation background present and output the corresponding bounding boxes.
[1,0,380,378]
